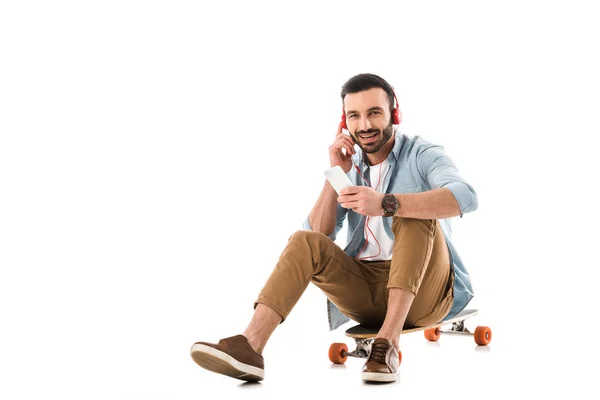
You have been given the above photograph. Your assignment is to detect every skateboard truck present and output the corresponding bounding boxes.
[424,319,491,342]
[345,338,371,359]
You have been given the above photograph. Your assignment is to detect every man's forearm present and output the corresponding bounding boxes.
[393,188,461,219]
[308,180,339,236]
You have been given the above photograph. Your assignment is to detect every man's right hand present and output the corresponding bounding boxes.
[329,121,356,173]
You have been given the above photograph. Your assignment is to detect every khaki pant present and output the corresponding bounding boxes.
[254,217,454,328]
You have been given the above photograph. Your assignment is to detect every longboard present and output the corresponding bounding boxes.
[328,308,491,364]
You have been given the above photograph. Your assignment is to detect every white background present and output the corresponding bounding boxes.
[1,1,598,399]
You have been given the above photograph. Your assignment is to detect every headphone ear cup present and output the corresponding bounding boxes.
[392,108,401,125]
[341,114,347,130]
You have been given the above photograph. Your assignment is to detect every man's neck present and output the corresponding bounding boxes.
[365,134,395,166]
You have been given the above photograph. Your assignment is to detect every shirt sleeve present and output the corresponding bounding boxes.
[302,204,348,241]
[417,145,478,217]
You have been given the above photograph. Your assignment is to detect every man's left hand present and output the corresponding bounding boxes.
[338,186,385,216]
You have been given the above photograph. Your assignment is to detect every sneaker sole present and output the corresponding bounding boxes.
[190,344,264,381]
[361,371,398,383]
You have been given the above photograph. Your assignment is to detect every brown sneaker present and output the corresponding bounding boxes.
[361,338,400,383]
[190,334,265,381]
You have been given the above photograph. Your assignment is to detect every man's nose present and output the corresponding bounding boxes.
[358,116,372,132]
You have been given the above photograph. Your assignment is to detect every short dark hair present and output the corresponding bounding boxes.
[340,73,395,114]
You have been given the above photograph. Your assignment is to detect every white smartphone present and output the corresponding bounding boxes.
[324,165,354,195]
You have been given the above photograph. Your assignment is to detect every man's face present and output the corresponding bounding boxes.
[343,88,394,154]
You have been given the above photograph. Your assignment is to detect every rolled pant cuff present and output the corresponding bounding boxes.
[386,283,418,296]
[253,297,288,324]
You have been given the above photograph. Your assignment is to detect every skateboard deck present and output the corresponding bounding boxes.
[329,308,491,365]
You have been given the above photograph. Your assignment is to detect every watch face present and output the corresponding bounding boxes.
[383,195,398,213]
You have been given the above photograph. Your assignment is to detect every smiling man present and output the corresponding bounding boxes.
[190,73,478,383]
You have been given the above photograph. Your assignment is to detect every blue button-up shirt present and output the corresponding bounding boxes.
[302,133,478,330]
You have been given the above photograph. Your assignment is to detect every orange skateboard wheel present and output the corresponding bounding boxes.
[424,327,441,341]
[398,350,402,365]
[328,342,348,364]
[474,326,492,345]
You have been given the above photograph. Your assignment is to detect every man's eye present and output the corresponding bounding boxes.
[348,114,358,119]
[369,111,381,116]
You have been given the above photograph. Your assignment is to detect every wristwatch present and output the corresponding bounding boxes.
[381,194,399,217]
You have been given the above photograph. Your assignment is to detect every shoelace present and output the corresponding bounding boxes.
[368,341,389,364]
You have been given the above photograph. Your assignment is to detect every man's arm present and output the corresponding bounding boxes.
[393,144,478,219]
[305,181,347,240]
[303,121,353,238]
[392,187,462,219]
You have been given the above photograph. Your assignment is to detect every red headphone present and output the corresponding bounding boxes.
[341,89,402,130]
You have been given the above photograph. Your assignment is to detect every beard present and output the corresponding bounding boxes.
[352,122,394,154]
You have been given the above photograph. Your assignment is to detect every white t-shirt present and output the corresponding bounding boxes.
[356,159,395,261]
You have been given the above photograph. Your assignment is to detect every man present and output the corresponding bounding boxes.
[190,73,478,383]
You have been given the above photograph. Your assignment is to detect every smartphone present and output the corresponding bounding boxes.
[324,165,354,195]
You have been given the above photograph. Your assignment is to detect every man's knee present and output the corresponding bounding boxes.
[288,230,331,244]
[285,230,337,263]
